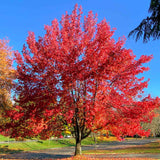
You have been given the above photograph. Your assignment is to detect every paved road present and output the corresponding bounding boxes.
[0,138,160,159]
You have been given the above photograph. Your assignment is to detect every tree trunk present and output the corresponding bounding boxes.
[75,137,82,155]
[93,133,97,149]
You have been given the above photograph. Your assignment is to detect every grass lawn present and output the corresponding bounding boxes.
[0,135,160,160]
[83,141,160,154]
[0,135,14,142]
[0,136,106,154]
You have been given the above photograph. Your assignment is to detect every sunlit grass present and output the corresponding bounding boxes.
[0,135,14,142]
[0,135,159,159]
[83,142,160,154]
[0,136,108,154]
[0,139,73,153]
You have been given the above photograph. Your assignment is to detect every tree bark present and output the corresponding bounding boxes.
[75,138,82,155]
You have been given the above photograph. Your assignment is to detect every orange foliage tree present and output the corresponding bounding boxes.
[0,39,15,125]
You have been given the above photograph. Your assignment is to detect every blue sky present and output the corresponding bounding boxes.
[0,0,159,97]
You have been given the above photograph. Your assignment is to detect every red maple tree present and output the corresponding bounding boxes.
[6,4,159,155]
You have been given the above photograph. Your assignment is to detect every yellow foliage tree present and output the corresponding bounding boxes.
[0,39,15,122]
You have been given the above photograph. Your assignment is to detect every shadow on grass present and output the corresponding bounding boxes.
[0,151,72,159]
[83,142,160,154]
[37,140,43,143]
[0,145,23,154]
[57,139,75,147]
[130,142,160,150]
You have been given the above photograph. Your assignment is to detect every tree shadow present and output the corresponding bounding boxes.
[57,139,75,147]
[0,145,23,154]
[0,151,72,159]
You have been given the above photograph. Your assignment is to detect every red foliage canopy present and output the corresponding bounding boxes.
[6,5,159,144]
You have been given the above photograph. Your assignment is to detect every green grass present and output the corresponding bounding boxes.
[0,139,72,154]
[83,141,160,154]
[0,136,105,154]
[0,135,14,142]
[81,137,104,145]
[1,135,159,156]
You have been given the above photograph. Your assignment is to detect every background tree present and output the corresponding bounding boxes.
[128,0,160,42]
[0,39,15,126]
[142,107,160,137]
[7,5,159,155]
